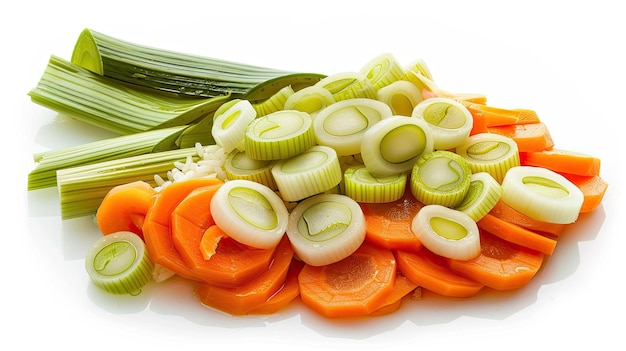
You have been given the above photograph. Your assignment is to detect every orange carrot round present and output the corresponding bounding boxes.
[298,242,397,318]
[446,230,545,290]
[395,248,484,298]
[477,213,557,256]
[96,180,158,239]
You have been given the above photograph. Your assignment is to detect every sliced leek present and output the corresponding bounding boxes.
[411,205,481,261]
[71,28,325,101]
[313,98,392,156]
[359,53,404,90]
[500,166,584,224]
[85,231,154,295]
[360,115,434,177]
[411,97,473,150]
[210,179,289,249]
[283,85,336,118]
[410,150,472,208]
[455,133,520,183]
[315,72,377,101]
[211,99,257,152]
[343,164,407,203]
[244,110,315,160]
[28,55,231,135]
[401,59,436,93]
[252,85,295,117]
[286,193,366,266]
[454,172,503,221]
[271,145,342,202]
[223,150,277,190]
[376,80,424,116]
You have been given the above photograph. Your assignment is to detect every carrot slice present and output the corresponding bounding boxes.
[511,108,541,124]
[369,273,419,316]
[488,122,554,152]
[559,173,609,213]
[247,259,305,315]
[298,242,397,318]
[360,189,424,251]
[477,213,557,256]
[194,236,294,315]
[142,178,223,281]
[520,149,601,177]
[395,248,484,298]
[96,180,157,239]
[446,230,545,290]
[462,102,521,127]
[488,200,565,239]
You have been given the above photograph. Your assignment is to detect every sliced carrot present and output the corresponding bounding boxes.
[520,149,601,177]
[298,242,397,318]
[96,180,157,239]
[488,200,566,239]
[369,273,419,316]
[394,248,484,298]
[462,102,521,127]
[477,213,557,256]
[199,224,226,260]
[559,173,609,213]
[510,108,541,124]
[247,259,305,315]
[446,230,545,290]
[488,122,554,152]
[194,236,294,315]
[142,178,223,281]
[360,189,424,251]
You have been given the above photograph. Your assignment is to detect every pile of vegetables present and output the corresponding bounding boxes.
[28,29,608,319]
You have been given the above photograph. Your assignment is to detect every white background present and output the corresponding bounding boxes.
[5,1,625,350]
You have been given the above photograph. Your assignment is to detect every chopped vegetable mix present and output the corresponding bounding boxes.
[28,29,608,319]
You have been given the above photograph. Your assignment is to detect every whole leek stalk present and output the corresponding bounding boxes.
[71,28,325,102]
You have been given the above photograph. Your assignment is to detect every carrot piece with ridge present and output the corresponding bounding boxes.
[488,200,565,239]
[247,259,305,315]
[96,180,158,239]
[446,230,545,290]
[520,149,601,177]
[369,273,419,316]
[559,173,608,213]
[298,242,397,318]
[488,122,554,152]
[394,248,484,298]
[142,178,223,282]
[360,189,424,251]
[477,213,557,256]
[194,236,294,315]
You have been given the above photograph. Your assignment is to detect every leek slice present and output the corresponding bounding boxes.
[283,85,336,118]
[271,145,342,202]
[360,116,434,177]
[343,164,407,203]
[223,150,277,190]
[57,147,199,219]
[212,100,257,152]
[500,166,584,224]
[411,97,473,150]
[315,72,377,101]
[244,110,315,160]
[252,85,295,117]
[85,231,154,295]
[401,59,436,93]
[286,193,366,266]
[455,172,503,221]
[359,53,404,90]
[28,55,231,135]
[71,28,325,101]
[410,150,472,208]
[411,205,481,261]
[455,133,520,183]
[376,80,424,116]
[313,98,392,156]
[210,179,288,249]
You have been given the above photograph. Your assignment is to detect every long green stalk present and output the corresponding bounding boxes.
[57,147,200,219]
[28,55,230,135]
[71,28,325,102]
